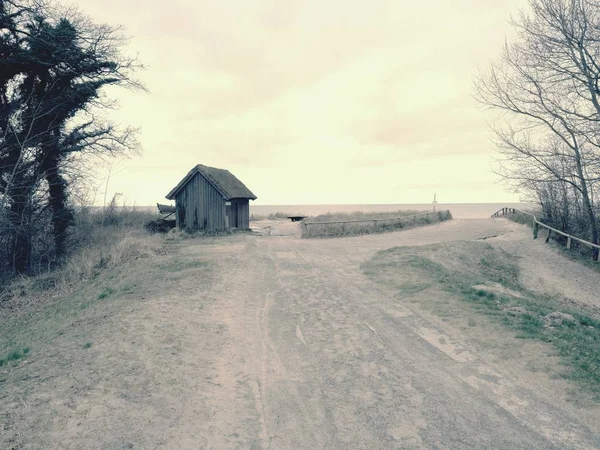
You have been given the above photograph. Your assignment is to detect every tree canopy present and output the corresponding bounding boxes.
[0,0,144,274]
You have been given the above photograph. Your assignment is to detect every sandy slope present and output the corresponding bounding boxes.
[2,218,599,449]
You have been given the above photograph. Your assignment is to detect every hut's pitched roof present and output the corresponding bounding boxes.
[166,164,257,201]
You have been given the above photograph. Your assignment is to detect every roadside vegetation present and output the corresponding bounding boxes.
[363,241,600,399]
[301,210,452,238]
[0,214,211,447]
[0,0,144,278]
[0,208,163,391]
[302,209,426,222]
[1,197,160,292]
[250,212,292,220]
[500,209,600,271]
[500,209,539,227]
[476,0,600,260]
[1,205,164,313]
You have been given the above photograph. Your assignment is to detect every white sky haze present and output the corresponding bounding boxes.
[76,0,528,205]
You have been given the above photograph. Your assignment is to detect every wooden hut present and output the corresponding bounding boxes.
[165,164,257,231]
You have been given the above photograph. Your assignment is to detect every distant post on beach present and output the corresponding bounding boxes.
[433,193,438,212]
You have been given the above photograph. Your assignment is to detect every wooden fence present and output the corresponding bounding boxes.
[491,207,600,261]
[303,210,450,237]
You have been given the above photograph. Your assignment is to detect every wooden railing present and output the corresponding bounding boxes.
[491,207,600,261]
[304,210,450,237]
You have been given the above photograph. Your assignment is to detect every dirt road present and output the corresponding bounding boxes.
[4,219,599,449]
[150,218,599,449]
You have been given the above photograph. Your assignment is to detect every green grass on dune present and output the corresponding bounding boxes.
[363,242,600,398]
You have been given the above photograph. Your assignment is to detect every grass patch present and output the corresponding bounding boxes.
[302,210,452,238]
[98,287,115,300]
[0,347,30,367]
[363,242,600,398]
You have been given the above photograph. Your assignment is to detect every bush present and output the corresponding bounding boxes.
[0,191,161,281]
[0,198,163,303]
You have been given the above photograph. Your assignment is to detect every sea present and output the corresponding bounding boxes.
[249,203,537,220]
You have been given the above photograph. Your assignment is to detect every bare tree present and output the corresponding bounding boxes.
[476,0,600,259]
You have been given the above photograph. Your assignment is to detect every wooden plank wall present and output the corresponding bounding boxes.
[233,199,250,230]
[175,172,225,230]
[228,202,238,228]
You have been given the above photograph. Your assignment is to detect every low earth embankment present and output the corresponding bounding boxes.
[300,209,452,238]
[363,240,600,400]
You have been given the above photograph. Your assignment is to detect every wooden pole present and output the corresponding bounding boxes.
[566,236,572,249]
[533,220,539,239]
[545,228,551,243]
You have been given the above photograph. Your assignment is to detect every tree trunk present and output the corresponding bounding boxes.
[9,185,31,274]
[581,193,599,260]
[45,166,71,260]
[574,150,599,260]
[41,141,72,261]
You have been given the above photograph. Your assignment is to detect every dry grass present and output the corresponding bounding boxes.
[250,212,293,221]
[0,207,164,308]
[304,209,427,223]
[301,210,452,238]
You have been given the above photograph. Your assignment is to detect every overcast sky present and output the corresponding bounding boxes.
[76,0,527,206]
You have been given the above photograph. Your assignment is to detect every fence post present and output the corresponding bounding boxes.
[306,223,310,238]
[533,220,539,239]
[566,236,572,249]
[545,228,551,243]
